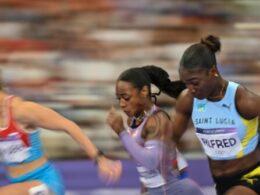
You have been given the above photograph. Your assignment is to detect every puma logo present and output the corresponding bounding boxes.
[222,103,231,110]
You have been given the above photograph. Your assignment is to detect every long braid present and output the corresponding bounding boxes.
[142,65,186,98]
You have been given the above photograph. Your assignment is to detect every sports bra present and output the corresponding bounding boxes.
[0,96,44,166]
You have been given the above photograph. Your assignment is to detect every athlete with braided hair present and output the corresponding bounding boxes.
[107,65,203,195]
[172,35,260,195]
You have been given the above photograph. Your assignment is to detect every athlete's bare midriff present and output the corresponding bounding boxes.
[7,156,48,178]
[209,149,259,177]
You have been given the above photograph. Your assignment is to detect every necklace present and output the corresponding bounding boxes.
[130,105,155,128]
[130,111,147,128]
[208,81,227,100]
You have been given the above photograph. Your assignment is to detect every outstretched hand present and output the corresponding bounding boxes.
[106,107,124,135]
[96,156,122,185]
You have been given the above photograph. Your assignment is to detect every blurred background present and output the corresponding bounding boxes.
[0,0,259,194]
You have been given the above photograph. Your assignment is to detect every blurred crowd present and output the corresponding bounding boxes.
[0,0,259,159]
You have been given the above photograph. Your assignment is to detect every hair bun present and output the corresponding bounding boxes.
[200,35,221,53]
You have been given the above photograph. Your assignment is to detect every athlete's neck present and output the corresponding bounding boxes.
[207,80,227,101]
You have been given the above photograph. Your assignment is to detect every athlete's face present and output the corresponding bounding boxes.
[179,67,214,99]
[116,80,145,117]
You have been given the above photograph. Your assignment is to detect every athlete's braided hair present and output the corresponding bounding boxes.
[117,65,186,102]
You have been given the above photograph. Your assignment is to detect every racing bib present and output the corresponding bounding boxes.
[196,128,242,159]
[136,166,165,188]
[0,139,29,163]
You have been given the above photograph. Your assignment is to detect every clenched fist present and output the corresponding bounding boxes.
[106,107,125,135]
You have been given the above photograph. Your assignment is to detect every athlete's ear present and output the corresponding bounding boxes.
[209,66,219,77]
[140,85,149,98]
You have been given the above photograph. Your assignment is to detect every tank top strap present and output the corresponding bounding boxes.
[222,81,239,102]
[0,96,16,138]
[5,95,16,128]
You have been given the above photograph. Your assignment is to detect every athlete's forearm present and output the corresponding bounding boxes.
[65,121,98,159]
[119,130,164,169]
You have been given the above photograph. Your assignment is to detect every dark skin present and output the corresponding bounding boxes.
[172,66,260,195]
[108,80,170,142]
[107,80,174,194]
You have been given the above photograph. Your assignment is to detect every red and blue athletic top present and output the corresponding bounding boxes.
[0,96,44,166]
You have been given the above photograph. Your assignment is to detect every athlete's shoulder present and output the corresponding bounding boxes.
[235,84,260,118]
[176,89,193,111]
[12,96,32,111]
[179,88,193,98]
[12,96,40,119]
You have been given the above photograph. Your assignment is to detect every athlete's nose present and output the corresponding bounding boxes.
[119,98,127,108]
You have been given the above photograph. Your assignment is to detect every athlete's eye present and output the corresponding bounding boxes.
[122,96,130,101]
[116,95,131,101]
[191,81,199,86]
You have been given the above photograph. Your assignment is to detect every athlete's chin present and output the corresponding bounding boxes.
[194,94,205,99]
[196,96,205,100]
[124,110,132,117]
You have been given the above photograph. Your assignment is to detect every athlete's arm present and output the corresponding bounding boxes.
[142,113,166,141]
[14,99,99,159]
[235,86,260,119]
[14,98,122,184]
[171,89,193,143]
[107,108,169,169]
[119,114,169,169]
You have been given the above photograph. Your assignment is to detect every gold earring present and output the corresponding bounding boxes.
[214,73,219,77]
